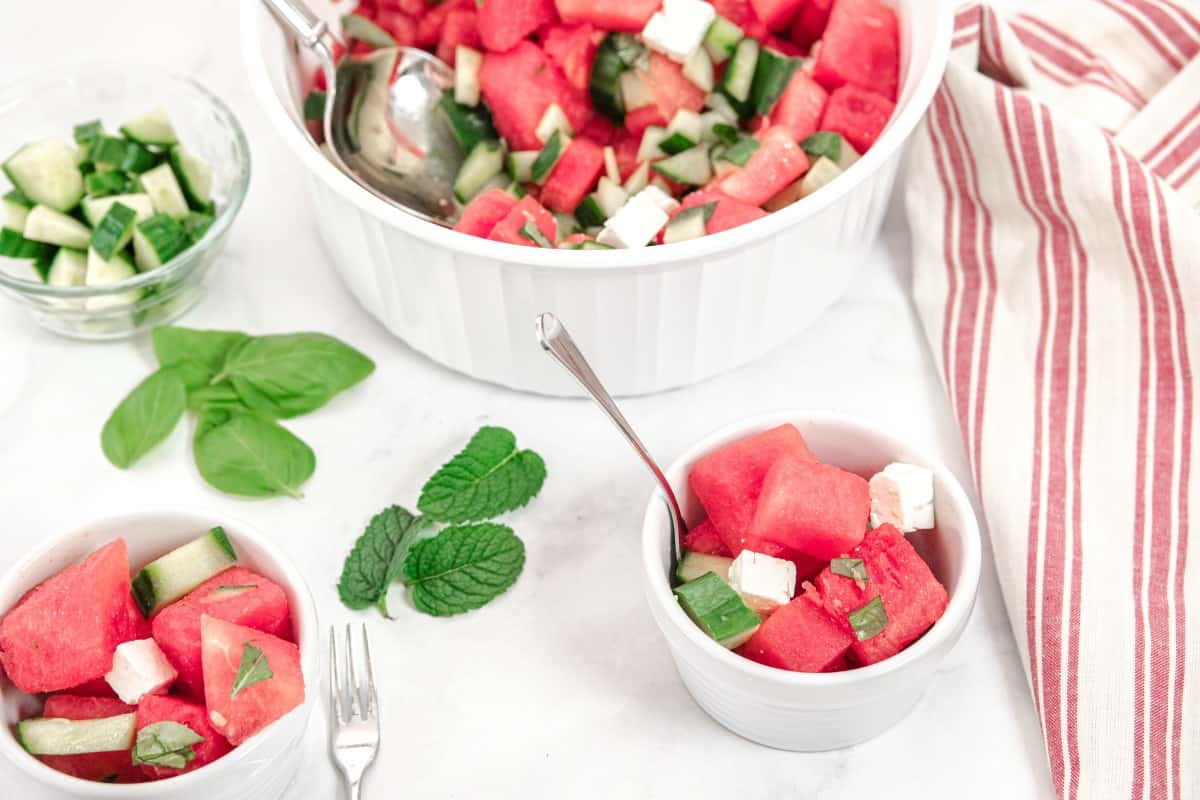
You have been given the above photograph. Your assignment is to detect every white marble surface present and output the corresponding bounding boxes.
[0,1,1055,797]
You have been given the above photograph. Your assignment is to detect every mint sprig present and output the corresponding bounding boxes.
[338,506,430,616]
[403,524,525,616]
[132,721,204,770]
[418,426,547,523]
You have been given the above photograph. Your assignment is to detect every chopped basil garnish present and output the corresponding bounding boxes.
[830,557,869,581]
[230,643,273,698]
[848,596,888,642]
[132,721,204,770]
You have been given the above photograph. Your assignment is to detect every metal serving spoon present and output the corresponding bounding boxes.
[262,0,464,224]
[536,313,688,580]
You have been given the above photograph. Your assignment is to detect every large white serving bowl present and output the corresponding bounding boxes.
[242,1,952,396]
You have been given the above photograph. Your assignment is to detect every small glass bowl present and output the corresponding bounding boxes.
[0,63,250,340]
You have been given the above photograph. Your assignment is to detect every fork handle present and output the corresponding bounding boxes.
[345,777,362,800]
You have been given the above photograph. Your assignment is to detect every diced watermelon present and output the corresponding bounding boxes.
[750,0,805,31]
[748,454,869,559]
[736,589,853,672]
[151,567,291,700]
[116,591,152,644]
[688,424,817,556]
[487,195,557,246]
[63,677,119,698]
[39,695,142,783]
[624,105,667,138]
[480,42,592,150]
[437,7,482,65]
[374,9,418,47]
[789,0,834,47]
[637,52,708,125]
[135,695,232,779]
[0,540,131,694]
[764,34,805,57]
[201,616,305,746]
[613,132,642,180]
[560,233,594,246]
[691,189,770,234]
[478,0,557,53]
[712,0,771,40]
[812,0,899,99]
[716,125,810,206]
[415,0,469,49]
[454,189,519,237]
[379,0,427,15]
[820,84,895,152]
[540,137,606,212]
[554,0,661,31]
[815,524,949,665]
[772,70,828,143]
[541,23,602,92]
[580,114,619,145]
[682,520,733,557]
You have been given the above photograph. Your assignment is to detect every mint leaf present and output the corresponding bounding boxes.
[800,131,843,163]
[152,326,249,391]
[417,427,547,523]
[338,506,430,616]
[848,596,888,642]
[231,643,273,698]
[403,523,525,616]
[101,368,187,469]
[193,413,315,498]
[830,557,869,582]
[132,721,204,769]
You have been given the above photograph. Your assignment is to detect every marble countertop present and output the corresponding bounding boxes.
[0,1,1054,797]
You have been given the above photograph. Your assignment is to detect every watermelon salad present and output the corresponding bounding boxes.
[674,424,948,671]
[0,530,305,784]
[310,0,900,249]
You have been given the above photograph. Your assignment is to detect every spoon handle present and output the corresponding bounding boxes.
[261,0,329,47]
[536,313,687,567]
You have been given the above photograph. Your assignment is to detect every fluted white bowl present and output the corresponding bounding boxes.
[242,1,952,396]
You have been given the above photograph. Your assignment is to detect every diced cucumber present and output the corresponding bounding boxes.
[673,572,761,649]
[3,190,32,230]
[476,174,510,197]
[17,714,136,756]
[182,211,215,243]
[798,156,844,196]
[535,103,574,144]
[46,247,88,287]
[659,133,696,156]
[622,160,650,195]
[801,131,861,171]
[85,171,135,199]
[83,193,154,226]
[590,33,646,123]
[303,90,326,121]
[23,205,91,249]
[454,140,506,203]
[653,147,712,185]
[131,527,238,618]
[704,15,744,63]
[682,46,714,92]
[715,136,760,167]
[134,214,191,270]
[593,177,628,218]
[676,551,734,583]
[602,146,620,183]
[73,120,103,146]
[504,180,526,199]
[706,93,739,124]
[3,139,85,213]
[618,71,653,112]
[139,163,189,220]
[168,147,214,212]
[90,202,137,260]
[662,202,715,244]
[439,92,498,153]
[341,13,397,48]
[506,150,539,183]
[638,126,668,161]
[574,194,607,228]
[89,136,158,174]
[553,211,580,240]
[518,221,553,248]
[571,240,614,250]
[0,227,55,261]
[530,130,565,185]
[667,110,705,144]
[85,248,138,311]
[120,109,178,147]
[720,38,759,112]
[750,48,800,115]
[454,46,483,107]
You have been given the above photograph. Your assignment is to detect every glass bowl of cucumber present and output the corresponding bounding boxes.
[0,64,250,340]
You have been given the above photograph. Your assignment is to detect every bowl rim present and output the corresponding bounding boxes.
[0,62,252,299]
[640,410,982,688]
[0,506,318,796]
[240,0,952,271]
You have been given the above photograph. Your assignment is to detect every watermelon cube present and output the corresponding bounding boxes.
[772,71,828,143]
[201,616,305,746]
[488,195,557,246]
[151,567,291,700]
[812,0,900,100]
[748,454,870,559]
[819,84,896,153]
[789,0,834,48]
[415,0,468,49]
[559,232,595,247]
[737,589,853,672]
[637,52,708,125]
[661,189,768,242]
[477,0,557,53]
[38,695,143,783]
[750,0,805,31]
[682,519,733,557]
[436,7,482,65]
[541,23,603,92]
[480,42,592,150]
[688,423,817,556]
[374,9,418,47]
[540,137,606,213]
[580,114,619,145]
[623,104,668,138]
[716,125,810,207]
[0,540,132,694]
[712,0,771,40]
[554,0,661,31]
[454,188,519,238]
[815,524,949,665]
[135,695,232,779]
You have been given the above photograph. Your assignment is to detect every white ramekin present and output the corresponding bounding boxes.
[641,412,981,750]
[0,508,319,799]
[241,1,953,396]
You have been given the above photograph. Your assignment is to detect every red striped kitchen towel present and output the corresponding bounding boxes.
[906,1,1200,798]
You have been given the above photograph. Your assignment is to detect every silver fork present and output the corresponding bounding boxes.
[330,624,380,800]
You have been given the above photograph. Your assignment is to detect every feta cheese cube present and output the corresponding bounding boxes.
[642,0,716,62]
[728,550,797,614]
[638,184,680,214]
[869,462,936,532]
[105,638,178,704]
[596,189,670,248]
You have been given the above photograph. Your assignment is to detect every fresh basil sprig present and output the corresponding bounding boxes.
[101,368,187,469]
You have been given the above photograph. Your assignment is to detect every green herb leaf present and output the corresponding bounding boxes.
[717,136,760,167]
[231,643,273,698]
[800,131,843,163]
[830,557,869,581]
[212,333,375,419]
[848,596,888,642]
[711,123,740,145]
[417,426,547,523]
[193,413,315,498]
[152,326,250,391]
[132,721,204,770]
[101,368,187,469]
[403,523,526,616]
[187,381,247,413]
[338,506,431,616]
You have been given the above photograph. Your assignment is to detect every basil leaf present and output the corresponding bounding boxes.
[212,333,375,419]
[193,414,315,498]
[338,506,430,617]
[194,405,239,441]
[848,596,888,642]
[186,381,246,413]
[830,557,869,581]
[152,326,250,391]
[403,523,525,616]
[800,131,843,163]
[417,426,547,523]
[132,721,204,770]
[101,368,187,469]
[231,643,273,697]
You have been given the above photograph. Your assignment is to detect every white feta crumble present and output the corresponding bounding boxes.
[869,462,936,532]
[105,638,178,704]
[728,550,796,614]
[642,0,717,62]
[596,187,671,248]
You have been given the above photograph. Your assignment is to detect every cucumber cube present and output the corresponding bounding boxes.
[90,202,137,260]
[131,527,238,618]
[23,205,92,249]
[3,139,85,212]
[120,108,179,147]
[17,714,136,756]
[673,571,761,648]
[140,163,189,220]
